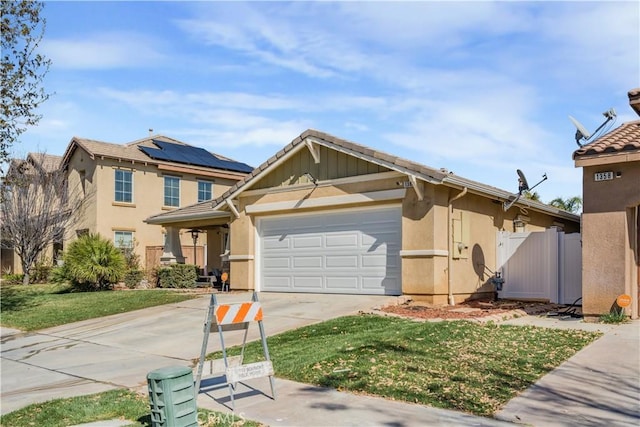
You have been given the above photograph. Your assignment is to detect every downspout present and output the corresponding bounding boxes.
[448,187,468,305]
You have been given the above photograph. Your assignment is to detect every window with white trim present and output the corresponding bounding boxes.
[114,231,133,249]
[164,176,180,207]
[115,169,133,203]
[198,180,213,202]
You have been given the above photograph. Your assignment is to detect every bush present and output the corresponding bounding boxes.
[1,273,24,285]
[64,233,125,291]
[155,264,197,288]
[600,308,629,324]
[123,269,144,289]
[49,264,69,284]
[31,258,53,283]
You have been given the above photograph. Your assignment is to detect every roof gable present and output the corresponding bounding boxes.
[147,129,580,225]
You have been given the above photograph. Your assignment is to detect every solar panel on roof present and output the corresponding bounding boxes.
[138,140,253,173]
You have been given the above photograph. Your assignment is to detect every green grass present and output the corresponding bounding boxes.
[0,283,197,331]
[0,389,260,427]
[209,315,601,416]
[599,308,629,324]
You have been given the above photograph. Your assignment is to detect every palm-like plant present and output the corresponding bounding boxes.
[64,233,125,290]
[549,196,583,214]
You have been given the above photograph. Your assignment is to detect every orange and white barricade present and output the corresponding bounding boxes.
[195,291,275,410]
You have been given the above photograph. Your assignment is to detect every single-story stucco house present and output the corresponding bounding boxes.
[146,130,579,304]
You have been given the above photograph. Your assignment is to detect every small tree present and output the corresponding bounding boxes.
[0,154,84,284]
[1,0,52,167]
[64,233,125,291]
[549,196,582,214]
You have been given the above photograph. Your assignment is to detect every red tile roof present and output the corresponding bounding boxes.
[573,120,640,159]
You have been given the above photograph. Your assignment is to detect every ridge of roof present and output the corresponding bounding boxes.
[147,129,580,224]
[573,120,640,159]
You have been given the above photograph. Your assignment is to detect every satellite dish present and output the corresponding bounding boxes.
[569,116,591,144]
[503,170,548,211]
[569,108,617,147]
[517,169,529,193]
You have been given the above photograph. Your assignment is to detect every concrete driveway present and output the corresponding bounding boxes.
[0,292,400,415]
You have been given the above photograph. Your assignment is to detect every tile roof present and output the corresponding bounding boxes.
[573,120,640,159]
[60,135,250,176]
[147,129,580,225]
[28,153,63,172]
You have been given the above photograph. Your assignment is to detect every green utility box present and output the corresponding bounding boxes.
[147,366,198,427]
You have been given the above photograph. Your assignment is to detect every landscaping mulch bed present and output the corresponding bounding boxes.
[380,299,567,321]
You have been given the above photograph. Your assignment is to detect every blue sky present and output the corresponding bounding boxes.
[13,1,640,203]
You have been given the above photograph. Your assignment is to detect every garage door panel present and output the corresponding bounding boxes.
[326,255,358,268]
[263,257,290,269]
[362,276,388,289]
[293,256,323,268]
[261,207,401,295]
[361,254,388,267]
[293,235,322,249]
[263,276,292,289]
[326,277,358,289]
[264,237,290,250]
[293,276,323,289]
[326,233,359,248]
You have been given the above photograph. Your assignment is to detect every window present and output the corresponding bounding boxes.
[114,231,133,249]
[164,176,180,207]
[198,180,213,202]
[115,170,133,203]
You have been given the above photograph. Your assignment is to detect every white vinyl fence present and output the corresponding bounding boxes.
[497,228,582,304]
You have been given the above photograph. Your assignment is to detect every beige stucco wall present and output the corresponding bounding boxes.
[225,147,580,302]
[579,160,640,319]
[63,147,241,271]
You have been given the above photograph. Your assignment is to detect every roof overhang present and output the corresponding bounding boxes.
[145,209,231,226]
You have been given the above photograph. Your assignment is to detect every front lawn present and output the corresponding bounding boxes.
[0,389,258,427]
[0,283,197,331]
[209,314,600,416]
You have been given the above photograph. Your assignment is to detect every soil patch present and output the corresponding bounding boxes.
[380,299,567,322]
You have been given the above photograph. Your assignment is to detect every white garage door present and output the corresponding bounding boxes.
[259,207,401,295]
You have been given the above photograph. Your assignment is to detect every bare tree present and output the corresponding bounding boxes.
[1,154,83,284]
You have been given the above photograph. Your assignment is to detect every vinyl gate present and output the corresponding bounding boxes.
[497,228,581,304]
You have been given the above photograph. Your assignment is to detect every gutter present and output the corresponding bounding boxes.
[447,187,468,306]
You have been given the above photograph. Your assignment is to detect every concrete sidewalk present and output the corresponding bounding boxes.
[496,317,640,427]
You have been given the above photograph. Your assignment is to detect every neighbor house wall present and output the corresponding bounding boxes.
[580,161,640,319]
[63,148,240,272]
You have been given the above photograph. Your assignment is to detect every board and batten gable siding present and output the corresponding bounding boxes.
[251,145,387,190]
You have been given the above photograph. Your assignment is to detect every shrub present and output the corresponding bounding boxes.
[600,308,629,324]
[155,264,197,288]
[49,264,69,284]
[64,233,125,291]
[2,273,24,285]
[123,269,144,289]
[31,257,53,283]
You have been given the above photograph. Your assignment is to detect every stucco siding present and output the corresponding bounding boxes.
[582,211,627,316]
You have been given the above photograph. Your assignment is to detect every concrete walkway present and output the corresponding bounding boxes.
[2,292,639,426]
[496,317,640,427]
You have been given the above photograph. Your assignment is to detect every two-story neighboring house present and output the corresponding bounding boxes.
[59,134,252,274]
[2,134,252,276]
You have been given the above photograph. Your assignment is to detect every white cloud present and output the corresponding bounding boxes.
[42,32,166,69]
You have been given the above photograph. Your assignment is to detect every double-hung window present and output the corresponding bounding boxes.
[114,231,133,250]
[115,169,133,203]
[164,176,180,207]
[197,180,213,202]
